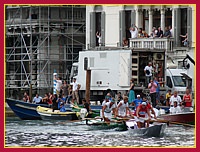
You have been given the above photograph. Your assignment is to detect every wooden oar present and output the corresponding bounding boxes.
[150,118,195,127]
[112,116,134,121]
[82,117,102,121]
[83,117,127,125]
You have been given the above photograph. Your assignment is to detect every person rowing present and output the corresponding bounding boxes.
[102,99,117,122]
[134,101,151,128]
[142,96,157,119]
[116,96,133,118]
[102,95,111,106]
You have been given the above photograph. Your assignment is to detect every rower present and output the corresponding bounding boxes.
[100,95,111,118]
[102,94,111,106]
[116,96,133,118]
[102,99,117,122]
[143,96,157,119]
[134,102,151,128]
[82,99,92,118]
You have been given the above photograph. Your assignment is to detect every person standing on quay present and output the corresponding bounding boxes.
[182,88,192,107]
[72,78,80,104]
[54,76,62,96]
[61,80,68,101]
[128,78,135,104]
[144,62,153,88]
[148,79,157,108]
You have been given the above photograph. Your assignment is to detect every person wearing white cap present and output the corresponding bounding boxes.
[143,96,157,119]
[134,101,151,128]
[131,94,142,110]
[102,99,117,122]
[116,96,133,117]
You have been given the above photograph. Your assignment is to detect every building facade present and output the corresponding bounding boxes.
[85,5,195,94]
[86,5,195,49]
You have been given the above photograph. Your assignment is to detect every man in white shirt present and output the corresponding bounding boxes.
[32,93,42,104]
[144,62,153,87]
[169,25,173,37]
[55,77,62,95]
[169,91,182,106]
[72,78,80,104]
[129,24,138,38]
[169,100,182,114]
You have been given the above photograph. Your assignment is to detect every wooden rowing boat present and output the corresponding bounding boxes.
[6,98,51,120]
[84,117,167,137]
[85,118,128,131]
[158,112,195,125]
[126,119,167,137]
[6,98,73,120]
[72,105,100,118]
[36,106,79,120]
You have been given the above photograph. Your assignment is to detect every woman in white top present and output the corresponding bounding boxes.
[116,96,132,117]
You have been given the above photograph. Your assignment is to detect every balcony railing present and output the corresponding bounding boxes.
[129,38,174,51]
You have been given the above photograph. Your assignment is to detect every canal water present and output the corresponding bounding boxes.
[5,117,195,147]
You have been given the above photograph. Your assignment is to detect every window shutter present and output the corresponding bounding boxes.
[119,10,125,47]
[90,12,96,48]
[187,7,192,47]
[131,10,136,26]
[101,11,105,46]
[173,8,181,47]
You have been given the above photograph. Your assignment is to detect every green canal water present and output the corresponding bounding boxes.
[5,117,195,147]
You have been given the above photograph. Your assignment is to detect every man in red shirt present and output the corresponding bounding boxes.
[134,102,151,128]
[182,88,192,107]
[142,96,157,119]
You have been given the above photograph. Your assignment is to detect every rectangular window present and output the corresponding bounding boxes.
[165,8,172,27]
[143,10,149,32]
[95,12,101,32]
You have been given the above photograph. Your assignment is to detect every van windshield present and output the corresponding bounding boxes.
[172,76,186,87]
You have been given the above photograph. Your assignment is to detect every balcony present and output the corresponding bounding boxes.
[129,38,174,51]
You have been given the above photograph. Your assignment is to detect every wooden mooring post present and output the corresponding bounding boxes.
[85,70,91,102]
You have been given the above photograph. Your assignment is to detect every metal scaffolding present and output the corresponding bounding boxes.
[5,5,86,99]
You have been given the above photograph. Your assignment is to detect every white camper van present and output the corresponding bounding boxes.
[165,68,189,98]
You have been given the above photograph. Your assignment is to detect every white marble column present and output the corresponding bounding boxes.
[135,5,143,28]
[161,6,165,32]
[148,9,153,35]
[171,8,174,37]
[135,5,139,27]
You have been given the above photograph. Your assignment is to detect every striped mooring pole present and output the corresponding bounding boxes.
[53,70,57,95]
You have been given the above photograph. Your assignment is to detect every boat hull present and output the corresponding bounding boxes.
[127,121,167,137]
[36,106,79,120]
[158,112,195,124]
[86,119,128,131]
[6,98,50,120]
[72,105,100,118]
